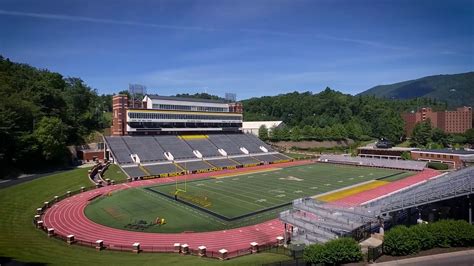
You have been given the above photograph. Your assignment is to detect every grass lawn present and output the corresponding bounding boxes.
[85,163,409,233]
[0,168,291,265]
[102,164,128,181]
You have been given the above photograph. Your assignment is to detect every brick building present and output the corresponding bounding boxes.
[110,94,243,136]
[411,149,474,169]
[402,107,472,136]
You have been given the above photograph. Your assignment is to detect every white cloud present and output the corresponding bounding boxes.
[0,9,411,51]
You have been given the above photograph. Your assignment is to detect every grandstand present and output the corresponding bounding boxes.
[121,166,147,178]
[105,137,134,164]
[231,156,261,165]
[206,158,239,168]
[181,135,221,157]
[144,163,182,176]
[105,134,290,177]
[207,134,244,155]
[122,136,167,162]
[280,164,473,246]
[319,154,426,171]
[104,94,291,179]
[176,160,212,172]
[254,154,284,163]
[154,136,196,160]
[367,166,474,213]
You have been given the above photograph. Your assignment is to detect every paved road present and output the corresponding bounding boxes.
[376,250,474,266]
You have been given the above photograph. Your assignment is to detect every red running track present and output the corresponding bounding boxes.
[42,160,311,253]
[42,160,439,253]
[333,168,440,206]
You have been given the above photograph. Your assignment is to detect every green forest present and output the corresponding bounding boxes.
[0,56,110,178]
[242,88,449,143]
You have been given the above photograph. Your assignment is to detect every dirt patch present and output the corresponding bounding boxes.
[103,207,126,220]
[270,140,354,149]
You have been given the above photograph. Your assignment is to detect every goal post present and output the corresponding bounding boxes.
[175,162,187,193]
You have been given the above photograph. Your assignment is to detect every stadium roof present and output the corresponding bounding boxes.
[413,149,474,155]
[358,146,417,151]
[145,95,230,104]
[242,121,284,129]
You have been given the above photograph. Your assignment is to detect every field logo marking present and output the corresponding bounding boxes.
[275,194,286,198]
[256,199,267,202]
[269,189,285,193]
[279,176,304,181]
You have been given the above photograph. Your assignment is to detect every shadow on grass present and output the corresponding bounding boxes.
[0,256,47,266]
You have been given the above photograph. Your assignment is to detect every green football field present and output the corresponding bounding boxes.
[85,163,412,233]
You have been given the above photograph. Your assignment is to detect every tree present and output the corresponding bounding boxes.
[411,120,432,147]
[33,117,68,161]
[431,128,448,147]
[330,124,348,140]
[346,120,364,140]
[258,125,268,140]
[302,125,313,140]
[0,56,109,177]
[401,151,412,160]
[464,128,474,145]
[290,126,302,141]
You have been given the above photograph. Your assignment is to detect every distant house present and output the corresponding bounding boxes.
[411,149,474,169]
[242,121,284,136]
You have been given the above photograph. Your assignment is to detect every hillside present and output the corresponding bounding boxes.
[359,72,474,107]
[0,56,109,177]
[241,88,449,144]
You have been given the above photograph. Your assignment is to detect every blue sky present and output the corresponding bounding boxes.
[1,0,473,99]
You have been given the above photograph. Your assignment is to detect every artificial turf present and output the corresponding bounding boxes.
[0,168,291,265]
[85,163,410,233]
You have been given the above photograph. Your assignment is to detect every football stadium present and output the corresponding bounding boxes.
[2,2,474,265]
[28,93,473,262]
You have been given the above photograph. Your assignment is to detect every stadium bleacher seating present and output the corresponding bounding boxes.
[104,137,134,164]
[182,136,222,157]
[206,158,239,168]
[121,166,146,177]
[245,134,274,151]
[144,163,182,176]
[253,154,282,163]
[177,160,213,172]
[226,134,263,153]
[105,133,293,178]
[272,153,292,160]
[319,155,427,171]
[122,136,167,162]
[231,156,261,165]
[154,136,196,159]
[207,134,244,155]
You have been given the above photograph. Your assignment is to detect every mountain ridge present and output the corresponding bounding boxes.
[358,72,474,107]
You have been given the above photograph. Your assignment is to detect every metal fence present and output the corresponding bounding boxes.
[367,243,384,262]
